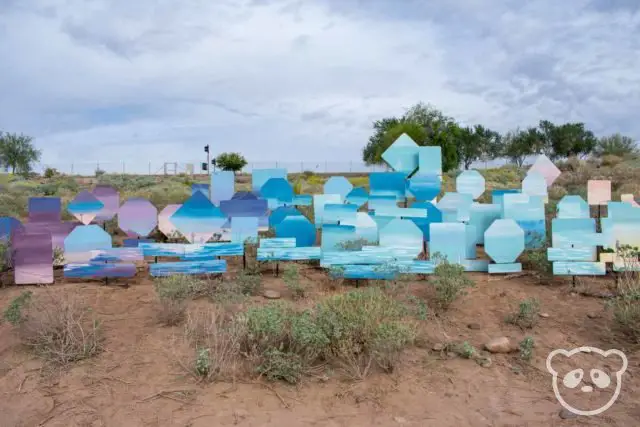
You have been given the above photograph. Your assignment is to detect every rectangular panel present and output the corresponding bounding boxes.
[231,217,258,244]
[259,238,296,249]
[553,262,606,276]
[28,197,61,223]
[320,249,396,267]
[252,169,287,193]
[323,203,358,223]
[551,218,600,255]
[64,263,136,278]
[181,243,244,259]
[139,243,188,257]
[313,194,341,228]
[369,172,407,200]
[23,221,76,251]
[90,248,144,262]
[397,260,436,274]
[465,224,477,259]
[123,238,154,248]
[150,260,227,276]
[488,263,523,274]
[373,206,428,218]
[492,189,520,207]
[257,247,321,261]
[292,194,313,206]
[321,224,356,252]
[469,203,502,245]
[462,259,490,272]
[367,195,397,211]
[418,146,442,175]
[332,264,397,280]
[429,223,466,264]
[547,247,596,262]
[601,217,640,250]
[13,231,54,284]
[587,180,611,206]
[220,199,268,218]
[211,171,235,205]
[607,202,640,221]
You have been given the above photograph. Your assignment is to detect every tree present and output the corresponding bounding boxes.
[537,120,596,160]
[456,125,502,169]
[502,128,539,167]
[0,132,41,176]
[594,133,638,157]
[214,152,247,172]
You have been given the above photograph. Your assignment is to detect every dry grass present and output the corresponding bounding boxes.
[16,290,103,366]
[158,299,187,326]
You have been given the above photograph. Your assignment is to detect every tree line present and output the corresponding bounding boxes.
[362,103,638,172]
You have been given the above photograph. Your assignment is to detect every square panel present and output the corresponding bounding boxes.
[211,171,235,205]
[429,223,466,263]
[588,180,611,206]
[252,169,287,194]
[13,231,54,284]
[369,172,407,200]
[28,197,61,223]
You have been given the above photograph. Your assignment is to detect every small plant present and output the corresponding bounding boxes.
[283,264,306,300]
[521,235,553,284]
[257,348,305,384]
[407,295,428,320]
[431,256,474,310]
[454,341,477,359]
[0,240,11,272]
[53,247,65,267]
[158,299,187,326]
[519,336,535,361]
[235,270,262,296]
[506,298,541,329]
[195,347,211,377]
[153,275,215,325]
[3,291,32,325]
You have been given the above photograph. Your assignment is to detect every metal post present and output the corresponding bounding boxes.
[122,161,125,174]
[71,162,74,175]
[149,161,151,175]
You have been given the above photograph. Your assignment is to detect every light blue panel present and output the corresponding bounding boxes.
[492,189,520,207]
[257,246,321,261]
[192,183,210,199]
[260,238,296,249]
[369,213,394,232]
[410,202,442,241]
[313,194,341,229]
[381,133,419,174]
[324,176,353,198]
[170,192,227,235]
[332,264,397,280]
[522,172,547,199]
[139,243,187,257]
[324,203,358,223]
[547,247,595,262]
[429,223,466,263]
[269,206,302,228]
[181,243,244,259]
[418,146,442,175]
[341,212,379,244]
[370,172,407,201]
[275,215,316,247]
[258,216,269,231]
[64,263,136,278]
[362,246,417,262]
[557,195,589,219]
[345,187,368,207]
[231,217,258,244]
[437,193,473,222]
[261,178,293,209]
[462,259,490,272]
[469,203,501,245]
[465,224,477,259]
[292,194,312,206]
[456,170,485,199]
[601,217,640,249]
[374,206,427,218]
[321,224,356,251]
[407,174,441,201]
[211,171,235,205]
[368,195,397,211]
[150,260,227,277]
[321,249,395,267]
[553,262,606,276]
[484,219,524,263]
[613,262,640,272]
[503,194,546,248]
[379,218,422,257]
[518,220,547,248]
[552,218,598,250]
[252,169,287,194]
[90,248,143,262]
[64,225,112,255]
[401,260,436,274]
[488,263,523,274]
[608,202,640,221]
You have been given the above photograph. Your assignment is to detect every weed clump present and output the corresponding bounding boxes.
[519,336,535,361]
[506,298,541,329]
[431,256,474,310]
[283,264,306,300]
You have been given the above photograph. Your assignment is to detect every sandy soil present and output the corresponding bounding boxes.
[0,264,638,427]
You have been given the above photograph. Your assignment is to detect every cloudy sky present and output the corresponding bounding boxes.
[1,0,639,173]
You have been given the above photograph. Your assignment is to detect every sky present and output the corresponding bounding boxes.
[1,0,639,174]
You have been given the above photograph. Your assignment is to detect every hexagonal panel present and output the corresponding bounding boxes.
[345,186,368,207]
[275,214,316,247]
[118,198,158,238]
[557,195,589,219]
[324,176,353,199]
[261,177,293,209]
[456,170,485,200]
[67,190,104,225]
[408,174,441,201]
[521,172,547,199]
[64,224,112,263]
[381,133,419,174]
[437,192,473,222]
[158,204,182,239]
[484,219,524,264]
[92,185,120,222]
[170,192,226,243]
[527,154,560,187]
[379,218,422,257]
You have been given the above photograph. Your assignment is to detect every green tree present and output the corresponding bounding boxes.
[502,128,539,167]
[538,120,596,160]
[456,125,502,169]
[214,152,247,172]
[595,133,638,157]
[0,132,41,176]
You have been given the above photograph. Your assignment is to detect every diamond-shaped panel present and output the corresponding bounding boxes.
[118,198,158,238]
[456,170,485,200]
[484,219,524,264]
[67,190,104,225]
[158,204,182,239]
[527,154,560,187]
[381,133,419,174]
[522,172,547,199]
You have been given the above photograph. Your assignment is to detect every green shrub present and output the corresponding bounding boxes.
[519,336,535,361]
[3,291,32,325]
[153,275,214,301]
[431,256,474,310]
[43,167,58,179]
[283,264,306,300]
[454,341,476,359]
[506,298,540,329]
[235,270,262,296]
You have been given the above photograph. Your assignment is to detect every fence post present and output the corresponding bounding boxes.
[71,162,74,175]
[122,161,125,174]
[148,161,151,175]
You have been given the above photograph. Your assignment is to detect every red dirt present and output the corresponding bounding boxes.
[0,266,639,427]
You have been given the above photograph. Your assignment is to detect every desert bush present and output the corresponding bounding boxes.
[601,155,624,167]
[283,264,306,300]
[0,240,11,272]
[153,275,215,301]
[13,291,103,365]
[3,291,32,325]
[315,287,415,377]
[43,167,58,179]
[431,256,474,310]
[235,270,262,296]
[453,341,477,359]
[185,310,244,382]
[611,298,640,343]
[95,168,105,177]
[53,247,65,267]
[519,336,535,361]
[506,298,540,329]
[307,175,325,186]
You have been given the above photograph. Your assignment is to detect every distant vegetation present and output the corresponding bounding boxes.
[214,152,248,172]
